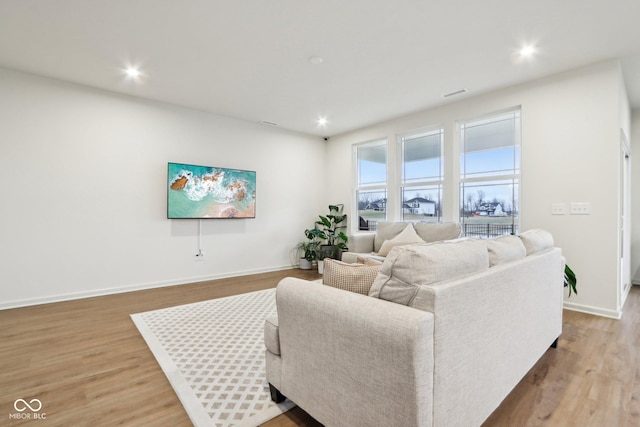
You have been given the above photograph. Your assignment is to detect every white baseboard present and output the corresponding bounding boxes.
[562,300,622,319]
[0,264,295,311]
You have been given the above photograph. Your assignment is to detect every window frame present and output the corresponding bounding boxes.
[458,109,521,237]
[353,138,388,232]
[398,127,444,223]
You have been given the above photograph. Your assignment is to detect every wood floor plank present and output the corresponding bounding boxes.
[1,273,638,427]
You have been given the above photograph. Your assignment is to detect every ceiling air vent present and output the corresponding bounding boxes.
[442,89,468,98]
[260,120,278,126]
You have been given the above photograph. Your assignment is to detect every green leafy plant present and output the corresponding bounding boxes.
[564,264,577,297]
[297,228,323,261]
[315,204,348,248]
[315,204,349,259]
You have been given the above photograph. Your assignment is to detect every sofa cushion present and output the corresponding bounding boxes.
[356,256,383,266]
[264,316,280,355]
[323,259,382,295]
[413,222,463,243]
[378,224,425,256]
[373,222,411,253]
[486,235,527,267]
[342,252,385,264]
[369,239,489,310]
[518,229,554,255]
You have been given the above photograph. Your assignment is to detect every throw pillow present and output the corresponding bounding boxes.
[485,235,527,267]
[377,224,424,256]
[323,259,382,295]
[373,222,412,253]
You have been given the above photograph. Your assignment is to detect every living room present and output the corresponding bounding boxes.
[1,1,640,426]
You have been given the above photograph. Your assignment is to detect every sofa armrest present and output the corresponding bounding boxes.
[274,278,434,427]
[347,232,376,254]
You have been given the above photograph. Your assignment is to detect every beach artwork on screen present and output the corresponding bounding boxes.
[167,162,256,219]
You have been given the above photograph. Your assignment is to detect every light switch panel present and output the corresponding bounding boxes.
[570,202,591,215]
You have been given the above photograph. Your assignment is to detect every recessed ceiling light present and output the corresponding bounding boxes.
[123,66,143,80]
[518,45,536,58]
[317,116,328,126]
[309,56,324,65]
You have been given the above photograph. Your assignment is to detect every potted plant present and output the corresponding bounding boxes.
[315,204,349,261]
[297,228,323,270]
[296,241,315,270]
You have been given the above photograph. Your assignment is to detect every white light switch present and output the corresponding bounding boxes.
[551,203,566,215]
[570,202,591,215]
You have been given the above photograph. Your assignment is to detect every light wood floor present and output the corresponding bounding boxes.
[1,272,638,426]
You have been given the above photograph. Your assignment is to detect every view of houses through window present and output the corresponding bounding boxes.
[353,110,520,237]
[459,110,520,237]
[355,139,387,231]
[400,129,443,224]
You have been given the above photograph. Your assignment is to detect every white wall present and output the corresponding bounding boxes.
[0,68,326,309]
[326,60,627,318]
[632,109,640,285]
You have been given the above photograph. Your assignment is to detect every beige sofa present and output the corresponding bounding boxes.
[342,221,463,263]
[264,230,564,427]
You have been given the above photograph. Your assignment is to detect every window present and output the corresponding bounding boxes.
[459,110,520,238]
[400,129,443,223]
[354,139,387,231]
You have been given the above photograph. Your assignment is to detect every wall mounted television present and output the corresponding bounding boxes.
[167,162,256,219]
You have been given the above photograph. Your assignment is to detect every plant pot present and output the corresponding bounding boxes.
[299,258,312,270]
[317,260,324,274]
[319,245,343,261]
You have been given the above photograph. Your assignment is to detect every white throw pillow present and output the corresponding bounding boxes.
[373,222,411,253]
[377,224,425,256]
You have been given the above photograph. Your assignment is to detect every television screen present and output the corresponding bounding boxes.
[167,162,256,219]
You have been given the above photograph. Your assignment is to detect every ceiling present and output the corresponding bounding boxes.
[1,0,639,137]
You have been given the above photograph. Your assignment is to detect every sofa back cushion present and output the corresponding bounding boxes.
[369,239,489,311]
[373,222,411,252]
[518,229,554,255]
[374,222,463,253]
[485,235,527,267]
[413,222,463,243]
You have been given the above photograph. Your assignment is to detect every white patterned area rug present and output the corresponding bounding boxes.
[131,288,295,427]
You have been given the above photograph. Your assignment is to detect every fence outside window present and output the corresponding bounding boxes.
[462,222,518,238]
[357,220,517,239]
